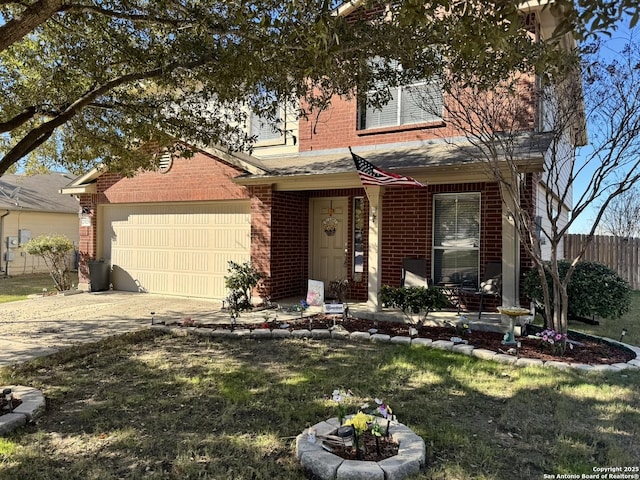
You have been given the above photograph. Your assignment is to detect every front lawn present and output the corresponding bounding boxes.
[570,290,640,347]
[0,273,79,304]
[0,332,638,480]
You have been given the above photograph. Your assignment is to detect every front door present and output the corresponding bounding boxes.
[310,197,348,296]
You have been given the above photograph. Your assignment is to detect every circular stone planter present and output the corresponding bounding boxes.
[0,385,46,435]
[295,417,425,480]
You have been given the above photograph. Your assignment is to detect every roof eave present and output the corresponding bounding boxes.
[234,158,545,191]
[60,184,97,195]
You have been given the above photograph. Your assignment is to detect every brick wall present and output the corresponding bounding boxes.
[248,185,273,298]
[270,191,309,299]
[519,172,538,305]
[380,187,430,286]
[97,152,249,204]
[380,183,503,285]
[298,94,460,152]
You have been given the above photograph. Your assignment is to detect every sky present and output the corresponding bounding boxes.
[568,21,638,234]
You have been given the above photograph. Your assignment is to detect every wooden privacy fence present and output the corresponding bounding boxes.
[564,234,640,290]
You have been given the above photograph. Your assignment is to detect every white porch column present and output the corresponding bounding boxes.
[364,186,384,311]
[501,186,520,307]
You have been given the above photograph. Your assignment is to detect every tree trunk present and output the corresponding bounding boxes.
[0,0,64,53]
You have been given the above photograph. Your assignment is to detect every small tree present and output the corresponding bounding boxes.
[224,261,264,315]
[412,34,640,335]
[23,234,74,291]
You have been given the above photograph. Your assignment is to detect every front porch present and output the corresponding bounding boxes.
[273,297,527,335]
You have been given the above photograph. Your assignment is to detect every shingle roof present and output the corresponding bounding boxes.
[0,173,79,213]
[244,132,554,178]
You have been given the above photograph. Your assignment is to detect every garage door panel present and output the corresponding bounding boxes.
[101,201,250,298]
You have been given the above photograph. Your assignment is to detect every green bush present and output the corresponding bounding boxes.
[23,234,75,291]
[379,285,449,325]
[224,261,264,314]
[522,260,631,320]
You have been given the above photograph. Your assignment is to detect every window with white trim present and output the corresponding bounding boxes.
[432,193,480,288]
[358,78,443,130]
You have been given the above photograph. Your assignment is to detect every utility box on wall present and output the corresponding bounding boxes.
[18,229,31,244]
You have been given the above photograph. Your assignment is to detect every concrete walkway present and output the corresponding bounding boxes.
[0,290,504,367]
[0,291,222,365]
[0,291,372,365]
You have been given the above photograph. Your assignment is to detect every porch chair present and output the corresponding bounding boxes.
[459,261,502,320]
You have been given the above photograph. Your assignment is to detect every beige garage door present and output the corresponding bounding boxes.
[100,201,251,299]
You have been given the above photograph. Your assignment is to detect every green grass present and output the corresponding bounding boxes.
[0,273,79,303]
[569,290,640,346]
[0,331,638,480]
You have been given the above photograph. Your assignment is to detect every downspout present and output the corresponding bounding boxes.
[0,210,9,275]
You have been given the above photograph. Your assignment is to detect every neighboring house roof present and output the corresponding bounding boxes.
[235,132,554,190]
[0,173,79,213]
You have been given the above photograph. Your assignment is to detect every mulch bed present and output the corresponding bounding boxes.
[329,432,399,462]
[192,315,635,365]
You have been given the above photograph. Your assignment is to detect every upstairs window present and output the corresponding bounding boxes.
[358,66,443,130]
[250,110,283,143]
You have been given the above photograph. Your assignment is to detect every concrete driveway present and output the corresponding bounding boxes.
[0,291,223,366]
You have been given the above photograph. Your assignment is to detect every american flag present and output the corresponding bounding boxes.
[351,150,425,187]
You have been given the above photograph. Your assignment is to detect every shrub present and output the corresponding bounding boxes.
[224,261,264,314]
[23,234,74,291]
[522,260,631,320]
[379,285,449,325]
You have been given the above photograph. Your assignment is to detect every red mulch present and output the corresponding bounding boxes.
[195,315,635,365]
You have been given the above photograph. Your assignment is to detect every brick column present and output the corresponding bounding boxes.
[77,193,98,290]
[249,185,273,299]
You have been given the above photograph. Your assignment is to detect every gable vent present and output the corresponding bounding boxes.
[158,152,172,172]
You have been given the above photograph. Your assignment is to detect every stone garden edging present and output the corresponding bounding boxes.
[295,417,425,480]
[151,324,640,372]
[0,386,46,435]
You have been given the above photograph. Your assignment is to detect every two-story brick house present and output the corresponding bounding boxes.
[62,1,575,312]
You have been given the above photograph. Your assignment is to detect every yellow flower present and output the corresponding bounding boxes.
[344,411,372,434]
